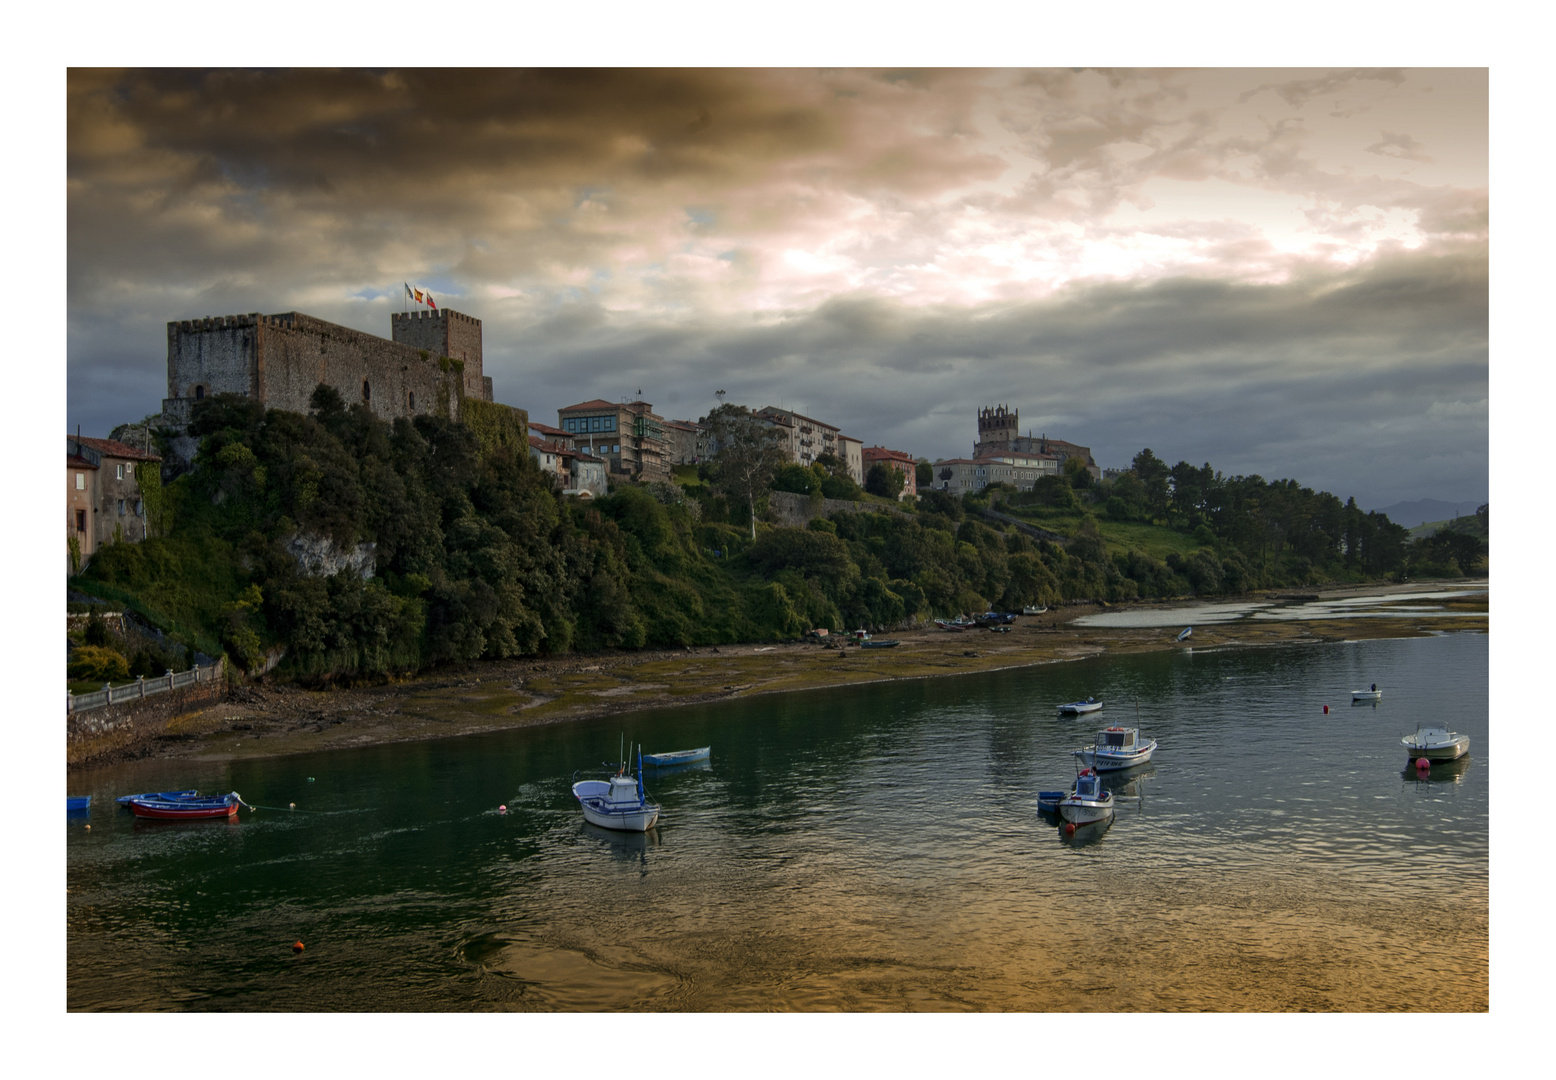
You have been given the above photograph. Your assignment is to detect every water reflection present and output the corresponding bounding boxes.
[1059,815,1113,847]
[1401,756,1472,786]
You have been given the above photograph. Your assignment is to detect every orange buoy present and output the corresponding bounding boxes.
[1065,823,1076,836]
[292,941,305,953]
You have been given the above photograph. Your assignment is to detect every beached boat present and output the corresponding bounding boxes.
[860,638,901,649]
[573,747,660,832]
[1074,725,1157,772]
[127,792,241,820]
[1352,684,1382,702]
[115,789,201,807]
[1402,725,1470,763]
[850,628,872,642]
[1022,605,1048,616]
[67,795,91,812]
[1059,769,1115,825]
[642,746,710,767]
[1176,626,1193,642]
[1057,697,1103,715]
[934,617,976,632]
[975,611,1017,627]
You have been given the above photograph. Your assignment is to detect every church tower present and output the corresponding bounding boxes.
[976,404,1019,453]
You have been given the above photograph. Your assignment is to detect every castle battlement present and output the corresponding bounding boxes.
[391,309,481,328]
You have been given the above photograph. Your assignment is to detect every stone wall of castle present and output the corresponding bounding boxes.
[163,309,494,433]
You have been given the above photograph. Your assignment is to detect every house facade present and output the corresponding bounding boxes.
[836,434,864,484]
[662,419,707,465]
[861,446,918,500]
[67,435,162,571]
[931,452,1058,494]
[556,399,670,482]
[755,406,842,469]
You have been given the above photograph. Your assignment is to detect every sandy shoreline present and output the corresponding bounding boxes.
[68,580,1487,772]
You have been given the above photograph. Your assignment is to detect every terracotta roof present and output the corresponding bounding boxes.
[67,455,99,470]
[529,420,568,437]
[558,399,619,413]
[528,435,567,454]
[72,436,161,463]
[836,433,862,443]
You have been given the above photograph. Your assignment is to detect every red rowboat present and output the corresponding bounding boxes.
[127,792,241,820]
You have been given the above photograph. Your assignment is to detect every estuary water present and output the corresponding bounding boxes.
[66,630,1488,1011]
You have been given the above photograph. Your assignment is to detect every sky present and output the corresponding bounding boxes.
[66,66,1488,510]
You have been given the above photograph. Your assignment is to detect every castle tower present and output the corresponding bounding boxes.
[390,309,492,402]
[976,404,1019,452]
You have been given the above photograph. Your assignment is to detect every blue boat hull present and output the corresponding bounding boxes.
[67,796,91,813]
[642,747,711,767]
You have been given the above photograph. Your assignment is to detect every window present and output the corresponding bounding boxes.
[116,464,124,480]
[564,418,575,433]
[75,510,85,532]
[75,472,85,491]
[612,444,620,454]
[194,385,205,400]
[363,380,371,401]
[591,417,603,432]
[408,392,415,410]
[604,417,615,432]
[117,499,125,515]
[135,500,143,516]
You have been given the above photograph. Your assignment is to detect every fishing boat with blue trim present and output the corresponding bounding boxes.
[643,746,710,768]
[1074,725,1157,772]
[1058,768,1115,825]
[1057,697,1103,715]
[573,745,660,832]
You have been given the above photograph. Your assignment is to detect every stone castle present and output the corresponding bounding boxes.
[161,308,493,428]
[974,404,1099,477]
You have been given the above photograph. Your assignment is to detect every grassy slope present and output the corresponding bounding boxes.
[996,506,1202,559]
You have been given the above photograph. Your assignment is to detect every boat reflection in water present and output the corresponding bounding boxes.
[1103,763,1155,802]
[581,821,661,867]
[1401,755,1472,786]
[1059,815,1113,847]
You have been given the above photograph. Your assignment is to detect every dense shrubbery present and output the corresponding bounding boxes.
[71,389,1453,681]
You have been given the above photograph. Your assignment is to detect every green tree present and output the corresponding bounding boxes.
[915,459,933,488]
[706,404,789,539]
[1131,449,1170,522]
[864,462,905,499]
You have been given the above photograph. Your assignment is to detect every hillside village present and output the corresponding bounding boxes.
[69,303,1104,558]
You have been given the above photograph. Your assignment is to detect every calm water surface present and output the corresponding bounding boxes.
[67,631,1488,1011]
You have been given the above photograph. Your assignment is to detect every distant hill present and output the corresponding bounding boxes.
[1373,498,1484,528]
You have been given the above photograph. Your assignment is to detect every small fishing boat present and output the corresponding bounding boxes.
[934,616,977,632]
[1022,605,1048,616]
[975,611,1017,627]
[1402,725,1470,763]
[1352,684,1382,702]
[1074,725,1157,772]
[642,746,711,767]
[989,625,1011,634]
[1057,697,1103,715]
[573,746,660,832]
[1059,769,1115,825]
[1176,626,1193,642]
[860,638,900,648]
[116,789,200,806]
[1037,790,1067,813]
[67,795,91,812]
[127,792,241,820]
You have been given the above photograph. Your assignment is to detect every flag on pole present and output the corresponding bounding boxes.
[404,282,414,303]
[426,291,436,310]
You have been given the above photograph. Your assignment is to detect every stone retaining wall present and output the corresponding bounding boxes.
[67,674,227,766]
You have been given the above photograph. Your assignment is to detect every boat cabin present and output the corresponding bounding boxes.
[604,775,643,806]
[1099,727,1138,750]
[1074,771,1103,799]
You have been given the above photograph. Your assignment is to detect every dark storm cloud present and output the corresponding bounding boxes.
[66,68,1486,508]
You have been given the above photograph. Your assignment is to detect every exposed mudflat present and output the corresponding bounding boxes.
[68,580,1486,771]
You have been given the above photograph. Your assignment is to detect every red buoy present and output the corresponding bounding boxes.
[292,941,305,953]
[498,805,507,813]
[1065,823,1076,836]
[1416,757,1431,771]
[1323,704,1329,714]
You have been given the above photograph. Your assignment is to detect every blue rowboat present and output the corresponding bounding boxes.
[116,789,200,806]
[642,747,711,767]
[68,795,92,812]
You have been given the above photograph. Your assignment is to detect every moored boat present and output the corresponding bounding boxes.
[1402,725,1469,763]
[116,789,200,806]
[1352,684,1382,702]
[1059,769,1115,825]
[934,617,976,632]
[1057,697,1103,715]
[1022,605,1048,616]
[67,795,91,812]
[860,638,900,648]
[642,746,711,767]
[127,792,241,820]
[573,746,660,832]
[1074,725,1157,772]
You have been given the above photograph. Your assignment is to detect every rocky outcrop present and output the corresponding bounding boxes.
[286,533,376,579]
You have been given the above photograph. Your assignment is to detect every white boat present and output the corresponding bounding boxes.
[1059,769,1115,825]
[1176,626,1192,642]
[1352,684,1382,702]
[1057,697,1103,715]
[1022,604,1048,616]
[572,747,660,832]
[1074,725,1157,772]
[1402,725,1470,763]
[643,746,710,768]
